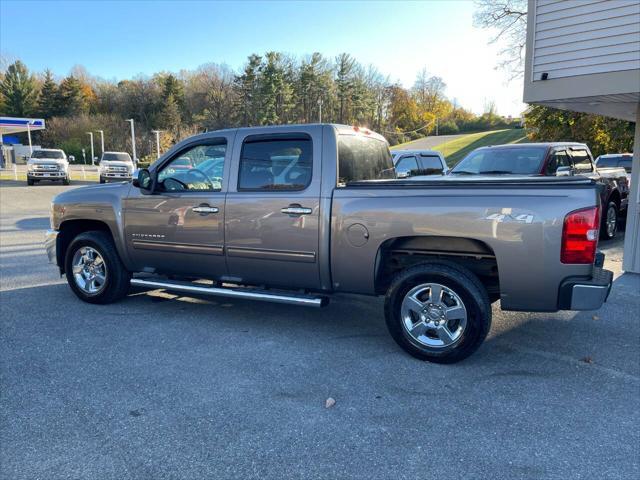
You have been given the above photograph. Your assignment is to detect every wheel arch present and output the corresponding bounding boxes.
[374,235,500,301]
[57,220,116,274]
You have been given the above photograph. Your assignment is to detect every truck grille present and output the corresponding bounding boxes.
[107,166,128,174]
[34,164,59,171]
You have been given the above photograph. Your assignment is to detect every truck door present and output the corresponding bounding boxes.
[224,130,322,289]
[123,135,232,278]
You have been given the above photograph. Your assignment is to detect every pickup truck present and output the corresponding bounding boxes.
[45,125,613,363]
[99,151,135,183]
[450,143,630,240]
[27,148,70,185]
[391,149,448,178]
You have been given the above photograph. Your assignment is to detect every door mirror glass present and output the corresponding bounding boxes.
[133,168,153,190]
[556,166,572,176]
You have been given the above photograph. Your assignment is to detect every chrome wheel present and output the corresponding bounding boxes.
[400,283,467,348]
[606,205,617,238]
[72,246,107,294]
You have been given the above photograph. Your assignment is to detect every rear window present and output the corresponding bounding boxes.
[420,154,443,170]
[31,150,64,159]
[338,135,394,185]
[102,152,132,162]
[597,155,633,172]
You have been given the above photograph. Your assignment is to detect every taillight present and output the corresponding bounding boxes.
[561,206,600,264]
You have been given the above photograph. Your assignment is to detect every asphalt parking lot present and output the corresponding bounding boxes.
[1,181,639,480]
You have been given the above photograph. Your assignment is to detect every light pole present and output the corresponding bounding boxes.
[151,130,162,159]
[126,119,137,166]
[318,97,323,123]
[86,132,94,166]
[26,120,36,155]
[96,130,105,155]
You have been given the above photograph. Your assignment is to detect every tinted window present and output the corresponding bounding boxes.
[338,135,394,185]
[32,150,64,159]
[420,154,444,171]
[158,141,226,192]
[102,152,132,162]
[238,137,312,191]
[596,156,620,168]
[452,147,546,175]
[546,150,572,175]
[395,156,419,178]
[570,149,593,173]
[619,158,632,173]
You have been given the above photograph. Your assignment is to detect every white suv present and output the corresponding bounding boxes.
[99,152,135,183]
[27,149,70,185]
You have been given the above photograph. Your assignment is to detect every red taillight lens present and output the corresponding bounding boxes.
[561,206,600,264]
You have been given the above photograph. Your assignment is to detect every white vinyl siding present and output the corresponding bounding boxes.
[532,0,640,80]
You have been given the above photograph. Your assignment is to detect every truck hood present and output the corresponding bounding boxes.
[100,161,134,168]
[53,181,130,202]
[28,159,67,166]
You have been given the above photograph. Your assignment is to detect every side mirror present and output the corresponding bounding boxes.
[556,166,572,176]
[133,168,153,191]
[68,155,75,162]
[397,170,410,179]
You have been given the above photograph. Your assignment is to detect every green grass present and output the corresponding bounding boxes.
[434,129,529,166]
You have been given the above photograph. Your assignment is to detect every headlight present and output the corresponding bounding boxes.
[27,164,35,171]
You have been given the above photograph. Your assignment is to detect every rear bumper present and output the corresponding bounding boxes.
[558,266,613,311]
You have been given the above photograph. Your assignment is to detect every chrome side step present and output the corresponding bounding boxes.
[130,278,328,308]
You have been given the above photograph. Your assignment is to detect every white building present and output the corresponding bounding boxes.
[524,0,640,273]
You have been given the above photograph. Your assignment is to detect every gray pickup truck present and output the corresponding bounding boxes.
[45,124,613,363]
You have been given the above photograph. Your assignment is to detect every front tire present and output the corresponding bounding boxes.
[600,201,618,240]
[99,176,106,184]
[384,261,491,363]
[27,178,34,186]
[63,175,71,185]
[64,230,130,304]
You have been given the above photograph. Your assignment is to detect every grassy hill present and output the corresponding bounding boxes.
[396,129,529,167]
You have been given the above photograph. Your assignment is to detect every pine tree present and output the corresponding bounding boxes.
[158,93,182,136]
[335,53,356,124]
[0,60,37,116]
[56,76,89,116]
[36,69,58,118]
[234,54,262,126]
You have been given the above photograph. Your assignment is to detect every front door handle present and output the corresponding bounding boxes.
[192,205,219,214]
[281,205,312,215]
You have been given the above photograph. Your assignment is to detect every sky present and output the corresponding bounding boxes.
[0,0,526,117]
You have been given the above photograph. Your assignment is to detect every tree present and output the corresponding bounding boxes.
[36,69,58,118]
[473,0,527,78]
[158,93,182,138]
[0,60,37,116]
[335,53,356,124]
[56,75,90,116]
[525,105,634,158]
[234,54,262,126]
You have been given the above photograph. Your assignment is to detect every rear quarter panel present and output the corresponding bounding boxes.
[331,183,599,311]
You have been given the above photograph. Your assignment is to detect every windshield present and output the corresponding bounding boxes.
[102,152,132,162]
[597,155,632,170]
[337,134,394,185]
[452,147,546,175]
[31,150,64,159]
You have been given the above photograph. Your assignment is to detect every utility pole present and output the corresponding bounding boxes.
[151,130,162,159]
[126,119,137,166]
[86,132,94,166]
[318,97,323,123]
[96,130,105,155]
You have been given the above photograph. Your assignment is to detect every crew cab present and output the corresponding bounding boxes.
[99,151,135,183]
[45,125,613,363]
[27,148,70,185]
[391,149,448,178]
[450,143,630,239]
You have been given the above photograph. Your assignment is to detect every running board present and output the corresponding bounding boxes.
[130,278,328,308]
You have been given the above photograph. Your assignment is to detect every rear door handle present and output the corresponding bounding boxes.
[192,205,219,214]
[281,205,312,215]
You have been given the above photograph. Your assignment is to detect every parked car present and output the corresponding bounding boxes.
[450,143,630,240]
[99,152,135,183]
[27,148,70,185]
[391,149,448,178]
[45,125,612,363]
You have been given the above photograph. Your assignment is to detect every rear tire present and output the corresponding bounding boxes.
[384,261,491,363]
[600,201,618,240]
[64,230,130,304]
